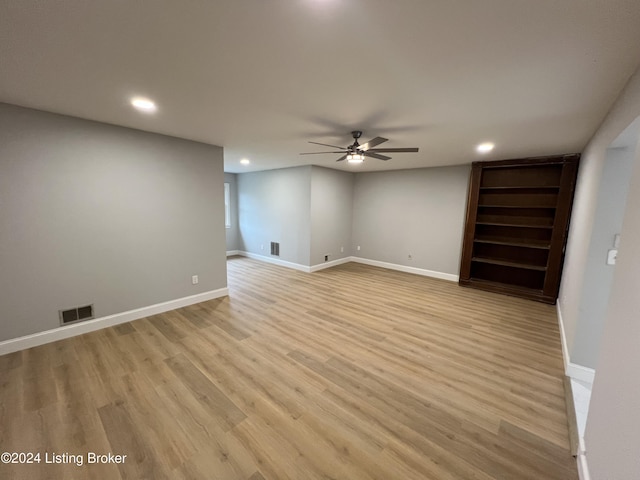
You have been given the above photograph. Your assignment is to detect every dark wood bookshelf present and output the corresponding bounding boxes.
[479,185,560,190]
[459,154,580,304]
[475,222,554,228]
[478,205,557,208]
[473,237,551,249]
[471,257,548,271]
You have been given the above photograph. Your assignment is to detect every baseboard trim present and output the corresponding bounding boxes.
[563,376,580,456]
[226,250,240,256]
[309,257,352,272]
[236,251,311,272]
[567,362,596,384]
[577,438,591,480]
[0,288,229,356]
[350,256,459,282]
[556,302,596,384]
[235,252,459,281]
[556,302,571,372]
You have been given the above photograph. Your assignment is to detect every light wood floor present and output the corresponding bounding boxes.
[0,257,578,479]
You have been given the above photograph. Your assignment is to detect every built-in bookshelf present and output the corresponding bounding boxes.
[459,154,579,304]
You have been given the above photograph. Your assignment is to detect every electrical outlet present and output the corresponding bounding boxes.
[192,275,199,285]
[324,254,329,262]
[357,245,361,251]
[340,246,344,253]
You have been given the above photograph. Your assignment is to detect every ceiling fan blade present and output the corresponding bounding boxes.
[368,147,419,153]
[300,151,348,155]
[336,155,348,162]
[308,141,346,149]
[364,151,391,161]
[359,137,388,151]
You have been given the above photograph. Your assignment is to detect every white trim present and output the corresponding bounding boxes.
[226,250,240,257]
[350,256,459,282]
[309,257,352,272]
[236,252,459,281]
[556,302,596,384]
[577,437,591,480]
[236,251,311,272]
[0,288,229,356]
[567,362,596,384]
[556,302,571,372]
[558,302,593,479]
[224,182,231,228]
[577,454,591,480]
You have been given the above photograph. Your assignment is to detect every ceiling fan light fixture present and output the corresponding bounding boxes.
[300,131,418,163]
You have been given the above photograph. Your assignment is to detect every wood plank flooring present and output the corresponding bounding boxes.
[0,257,578,479]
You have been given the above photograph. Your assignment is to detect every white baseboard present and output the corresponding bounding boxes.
[236,251,459,282]
[350,256,459,282]
[577,438,591,480]
[0,288,229,356]
[567,362,596,384]
[556,302,596,384]
[226,250,240,256]
[236,251,311,272]
[557,304,593,480]
[309,257,352,272]
[556,302,571,372]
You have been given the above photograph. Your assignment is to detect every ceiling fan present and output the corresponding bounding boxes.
[300,131,419,163]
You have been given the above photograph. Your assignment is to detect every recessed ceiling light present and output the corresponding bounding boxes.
[240,158,250,165]
[476,142,495,153]
[130,97,157,113]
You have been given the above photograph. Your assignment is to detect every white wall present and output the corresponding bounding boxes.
[586,133,640,479]
[556,67,640,478]
[0,103,227,342]
[237,166,312,266]
[351,165,470,277]
[559,69,640,365]
[310,166,354,265]
[224,172,240,252]
[571,147,634,368]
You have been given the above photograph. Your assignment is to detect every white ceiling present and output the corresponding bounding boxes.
[2,1,640,173]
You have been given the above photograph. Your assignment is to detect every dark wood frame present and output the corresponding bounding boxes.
[459,154,579,304]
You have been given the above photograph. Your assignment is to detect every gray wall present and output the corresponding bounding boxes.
[560,69,640,363]
[0,103,227,342]
[586,133,640,479]
[351,165,470,276]
[572,147,635,368]
[237,166,311,266]
[224,172,240,252]
[557,66,640,478]
[310,166,354,265]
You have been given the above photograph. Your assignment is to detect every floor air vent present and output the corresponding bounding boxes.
[270,242,280,256]
[59,304,94,325]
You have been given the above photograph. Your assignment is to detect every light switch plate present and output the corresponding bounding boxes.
[607,250,618,265]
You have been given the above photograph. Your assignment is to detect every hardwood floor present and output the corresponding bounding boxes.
[0,257,578,479]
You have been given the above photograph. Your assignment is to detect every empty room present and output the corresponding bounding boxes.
[2,2,640,479]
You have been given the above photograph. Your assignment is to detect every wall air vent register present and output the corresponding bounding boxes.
[59,304,94,325]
